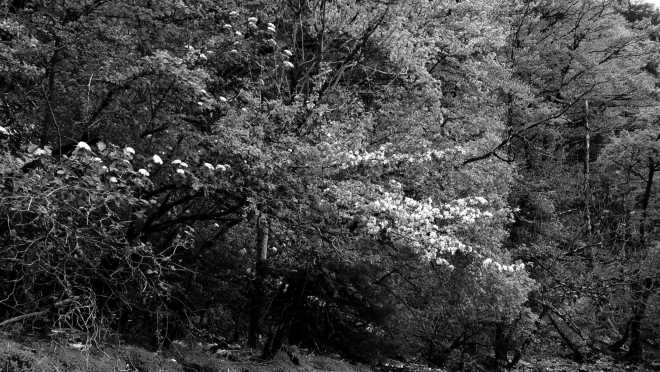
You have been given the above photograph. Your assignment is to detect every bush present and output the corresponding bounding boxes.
[0,144,175,344]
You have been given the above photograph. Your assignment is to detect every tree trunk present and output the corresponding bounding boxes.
[41,47,62,149]
[626,277,653,361]
[262,319,291,359]
[248,214,269,349]
[625,158,656,361]
[584,99,592,238]
[494,323,509,372]
[609,320,629,352]
[547,312,584,362]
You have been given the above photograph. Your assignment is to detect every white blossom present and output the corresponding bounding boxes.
[203,162,214,170]
[282,49,293,57]
[0,126,9,136]
[176,168,185,175]
[109,176,118,183]
[76,141,92,152]
[152,154,163,165]
[69,343,86,350]
[283,61,294,69]
[474,196,488,205]
[436,258,447,265]
[123,146,135,155]
[328,142,472,169]
[248,16,258,23]
[219,96,228,102]
[33,148,49,156]
[138,168,150,176]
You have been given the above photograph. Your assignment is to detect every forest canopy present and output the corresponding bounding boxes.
[0,0,658,370]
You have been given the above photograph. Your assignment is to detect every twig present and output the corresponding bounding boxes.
[0,298,74,328]
[0,310,48,328]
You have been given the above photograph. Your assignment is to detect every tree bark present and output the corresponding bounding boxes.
[547,312,584,362]
[609,319,629,352]
[625,158,655,361]
[41,47,62,149]
[584,100,592,237]
[626,278,653,361]
[248,214,269,348]
[626,157,655,362]
[494,323,509,372]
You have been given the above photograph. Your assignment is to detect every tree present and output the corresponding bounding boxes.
[1,0,538,368]
[500,0,660,362]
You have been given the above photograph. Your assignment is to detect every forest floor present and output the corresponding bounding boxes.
[1,334,658,372]
[512,356,659,372]
[0,333,378,372]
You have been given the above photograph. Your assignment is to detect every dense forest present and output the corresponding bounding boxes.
[0,0,659,371]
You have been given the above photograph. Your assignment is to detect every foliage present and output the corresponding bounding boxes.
[504,0,660,364]
[2,0,659,370]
